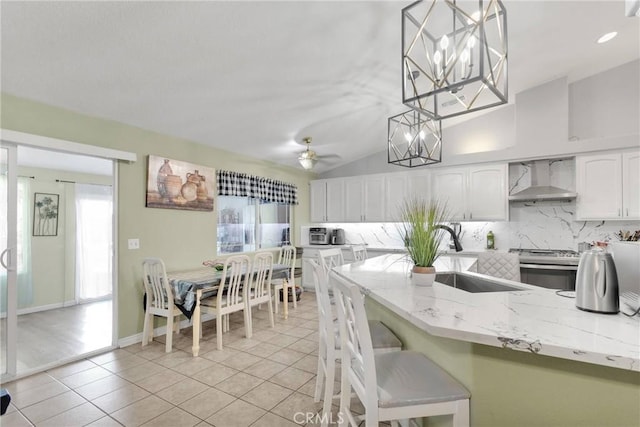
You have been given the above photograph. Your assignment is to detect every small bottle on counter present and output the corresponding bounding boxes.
[486,231,495,250]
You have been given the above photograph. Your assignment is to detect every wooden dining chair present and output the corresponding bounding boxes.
[272,245,297,314]
[200,254,252,351]
[246,251,275,337]
[142,257,182,353]
[330,271,470,427]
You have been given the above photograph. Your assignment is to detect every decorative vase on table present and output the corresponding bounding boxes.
[397,196,448,287]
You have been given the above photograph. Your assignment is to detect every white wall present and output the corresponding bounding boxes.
[322,60,640,179]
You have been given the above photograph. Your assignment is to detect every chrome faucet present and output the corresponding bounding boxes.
[436,224,463,252]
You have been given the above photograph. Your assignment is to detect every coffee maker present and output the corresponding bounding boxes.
[331,228,346,245]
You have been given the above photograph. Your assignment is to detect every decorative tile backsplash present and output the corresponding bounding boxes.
[312,200,639,252]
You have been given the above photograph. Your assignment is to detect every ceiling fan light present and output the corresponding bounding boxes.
[298,150,318,170]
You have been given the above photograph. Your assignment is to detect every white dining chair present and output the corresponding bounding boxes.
[309,259,402,427]
[318,248,344,279]
[330,271,471,427]
[200,254,252,351]
[246,251,275,337]
[142,257,182,353]
[272,245,297,314]
[351,245,367,262]
[476,251,521,282]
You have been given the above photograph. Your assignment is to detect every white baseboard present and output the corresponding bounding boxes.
[118,313,216,348]
[0,300,79,318]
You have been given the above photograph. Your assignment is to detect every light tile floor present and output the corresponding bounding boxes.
[2,292,358,427]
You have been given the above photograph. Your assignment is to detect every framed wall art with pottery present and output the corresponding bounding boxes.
[146,155,215,211]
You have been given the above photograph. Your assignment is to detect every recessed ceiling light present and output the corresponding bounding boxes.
[597,32,618,44]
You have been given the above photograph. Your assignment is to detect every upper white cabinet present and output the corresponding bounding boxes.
[385,173,408,221]
[431,168,467,221]
[431,163,508,221]
[576,151,640,220]
[342,175,386,222]
[310,179,345,222]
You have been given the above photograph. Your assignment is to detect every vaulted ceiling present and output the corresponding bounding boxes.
[2,1,638,173]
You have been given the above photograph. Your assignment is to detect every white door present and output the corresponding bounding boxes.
[576,154,622,219]
[622,151,640,219]
[0,143,18,377]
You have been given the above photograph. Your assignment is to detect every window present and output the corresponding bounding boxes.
[217,196,291,254]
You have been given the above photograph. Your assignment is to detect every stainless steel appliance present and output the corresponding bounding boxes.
[509,248,580,290]
[575,248,619,314]
[331,228,345,245]
[309,227,331,245]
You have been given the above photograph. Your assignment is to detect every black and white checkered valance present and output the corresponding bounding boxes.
[217,170,298,205]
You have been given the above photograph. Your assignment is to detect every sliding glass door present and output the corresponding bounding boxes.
[0,143,18,377]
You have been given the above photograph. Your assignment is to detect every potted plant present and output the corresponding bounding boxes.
[397,196,448,286]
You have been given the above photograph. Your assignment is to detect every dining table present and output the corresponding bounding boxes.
[166,263,291,357]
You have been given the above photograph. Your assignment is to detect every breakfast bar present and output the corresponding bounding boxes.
[333,254,640,427]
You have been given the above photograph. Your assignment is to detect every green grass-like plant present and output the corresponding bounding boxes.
[397,197,448,268]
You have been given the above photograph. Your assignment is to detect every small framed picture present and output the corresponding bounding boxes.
[33,193,59,236]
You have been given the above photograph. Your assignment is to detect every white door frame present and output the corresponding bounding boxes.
[0,129,135,380]
[1,142,19,377]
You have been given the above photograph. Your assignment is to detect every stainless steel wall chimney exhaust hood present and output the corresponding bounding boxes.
[509,158,577,201]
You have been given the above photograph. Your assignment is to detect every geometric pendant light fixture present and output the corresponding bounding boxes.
[388,109,442,168]
[402,0,508,120]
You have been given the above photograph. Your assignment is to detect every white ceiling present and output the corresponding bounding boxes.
[2,1,638,173]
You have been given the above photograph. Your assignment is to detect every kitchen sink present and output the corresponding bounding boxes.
[435,272,526,293]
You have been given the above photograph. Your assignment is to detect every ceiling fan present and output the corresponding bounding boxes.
[297,136,340,170]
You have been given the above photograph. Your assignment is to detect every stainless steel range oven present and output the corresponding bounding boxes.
[509,249,580,290]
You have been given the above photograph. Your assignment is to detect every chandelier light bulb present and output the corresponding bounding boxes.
[440,35,449,50]
[404,132,412,142]
[419,130,426,140]
[433,50,442,65]
[467,36,477,49]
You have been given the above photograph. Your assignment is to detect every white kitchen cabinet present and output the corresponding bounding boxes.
[342,174,386,222]
[385,173,408,221]
[467,164,509,221]
[309,179,345,222]
[576,151,639,220]
[363,174,386,222]
[431,168,467,221]
[431,164,508,221]
[344,177,364,222]
[301,248,320,290]
[407,170,431,200]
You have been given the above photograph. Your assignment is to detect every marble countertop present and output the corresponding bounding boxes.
[332,254,640,372]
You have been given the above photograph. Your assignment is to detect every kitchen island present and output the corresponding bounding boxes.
[333,254,640,427]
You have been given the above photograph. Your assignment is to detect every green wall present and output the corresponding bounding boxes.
[18,166,112,310]
[365,297,640,427]
[2,93,313,339]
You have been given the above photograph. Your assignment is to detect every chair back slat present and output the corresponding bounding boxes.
[308,259,335,351]
[251,251,273,301]
[351,245,367,262]
[143,258,172,311]
[330,271,377,404]
[218,255,251,307]
[318,248,344,278]
[278,245,297,281]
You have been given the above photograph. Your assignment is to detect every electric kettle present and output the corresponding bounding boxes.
[575,247,619,314]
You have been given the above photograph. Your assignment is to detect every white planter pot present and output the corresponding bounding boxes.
[411,266,436,286]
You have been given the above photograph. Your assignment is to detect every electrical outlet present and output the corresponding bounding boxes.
[128,238,140,250]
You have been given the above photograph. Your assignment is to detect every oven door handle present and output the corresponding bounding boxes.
[520,263,579,271]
